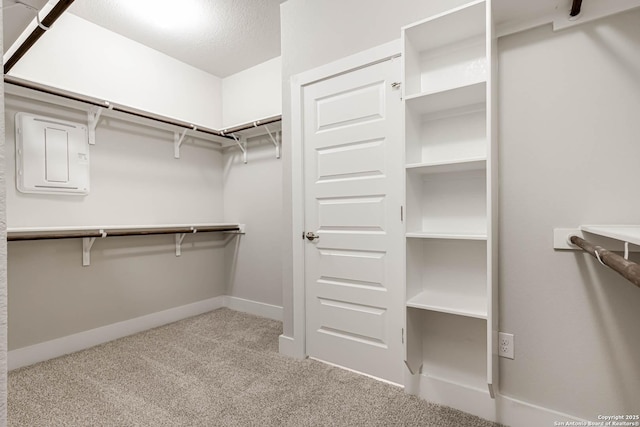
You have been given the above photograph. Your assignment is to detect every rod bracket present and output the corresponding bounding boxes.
[82,229,106,266]
[175,233,186,256]
[87,107,104,145]
[174,128,188,159]
[264,124,281,159]
[231,134,247,164]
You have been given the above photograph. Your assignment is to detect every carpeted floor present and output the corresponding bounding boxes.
[9,308,504,426]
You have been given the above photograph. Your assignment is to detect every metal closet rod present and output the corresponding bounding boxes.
[4,0,76,74]
[8,225,241,242]
[4,76,282,140]
[570,235,640,289]
[4,76,234,140]
[570,0,583,17]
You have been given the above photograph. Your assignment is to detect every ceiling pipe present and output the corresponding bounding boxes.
[4,0,75,74]
[570,0,583,17]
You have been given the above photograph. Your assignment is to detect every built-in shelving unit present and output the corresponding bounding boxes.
[402,0,498,400]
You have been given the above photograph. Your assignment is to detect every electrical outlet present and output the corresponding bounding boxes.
[498,332,514,359]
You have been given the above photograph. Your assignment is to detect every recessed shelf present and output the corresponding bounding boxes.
[403,0,487,98]
[407,290,487,319]
[405,169,487,236]
[580,225,640,246]
[406,231,487,240]
[405,81,486,117]
[406,158,486,175]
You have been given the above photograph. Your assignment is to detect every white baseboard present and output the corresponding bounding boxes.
[9,296,229,371]
[223,296,282,321]
[414,375,587,427]
[417,375,496,421]
[278,335,297,358]
[496,394,589,427]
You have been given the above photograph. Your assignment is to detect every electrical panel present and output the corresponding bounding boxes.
[15,112,90,195]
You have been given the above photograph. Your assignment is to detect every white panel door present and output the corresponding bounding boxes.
[302,58,403,384]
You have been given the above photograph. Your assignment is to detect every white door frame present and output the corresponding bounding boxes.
[289,39,401,359]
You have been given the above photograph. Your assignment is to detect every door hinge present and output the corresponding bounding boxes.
[400,206,404,222]
[402,328,405,344]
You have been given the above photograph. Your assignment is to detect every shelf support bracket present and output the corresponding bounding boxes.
[87,107,104,145]
[264,124,281,159]
[174,128,189,159]
[231,134,247,164]
[82,229,106,266]
[175,233,186,256]
[82,237,96,266]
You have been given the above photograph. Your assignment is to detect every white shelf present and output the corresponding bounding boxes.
[406,158,486,175]
[405,81,486,117]
[407,290,487,319]
[406,231,487,240]
[580,225,640,246]
[8,223,242,235]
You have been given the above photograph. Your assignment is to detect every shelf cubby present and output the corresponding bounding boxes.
[406,168,487,238]
[405,101,486,166]
[403,1,487,98]
[408,310,488,390]
[406,238,487,319]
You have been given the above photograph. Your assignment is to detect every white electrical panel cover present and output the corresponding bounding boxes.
[15,112,90,195]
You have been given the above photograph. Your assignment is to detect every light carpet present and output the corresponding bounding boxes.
[9,308,505,426]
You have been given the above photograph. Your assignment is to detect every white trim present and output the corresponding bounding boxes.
[11,295,281,370]
[310,357,403,388]
[413,375,588,426]
[289,39,403,362]
[278,334,304,359]
[223,296,282,321]
[496,395,589,427]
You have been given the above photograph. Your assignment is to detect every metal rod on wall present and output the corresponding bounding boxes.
[570,0,583,17]
[4,76,234,141]
[8,225,241,242]
[4,0,76,74]
[570,235,640,289]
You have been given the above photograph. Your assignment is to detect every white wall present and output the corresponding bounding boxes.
[223,137,283,309]
[498,11,640,419]
[5,93,228,350]
[8,13,223,129]
[222,56,282,128]
[6,98,224,228]
[0,4,7,423]
[280,0,640,421]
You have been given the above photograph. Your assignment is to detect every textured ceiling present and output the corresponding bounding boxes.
[5,0,570,78]
[68,0,286,78]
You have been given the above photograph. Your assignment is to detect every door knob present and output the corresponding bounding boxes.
[305,231,319,241]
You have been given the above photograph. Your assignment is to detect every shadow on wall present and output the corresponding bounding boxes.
[575,251,640,412]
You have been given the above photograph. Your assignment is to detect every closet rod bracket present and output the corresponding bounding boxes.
[175,233,186,256]
[82,229,106,266]
[264,124,281,159]
[231,134,247,164]
[174,125,198,159]
[87,107,104,145]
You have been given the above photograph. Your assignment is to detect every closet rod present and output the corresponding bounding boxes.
[570,235,640,289]
[4,0,76,74]
[3,76,234,141]
[570,0,583,17]
[8,225,241,242]
[221,115,282,135]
